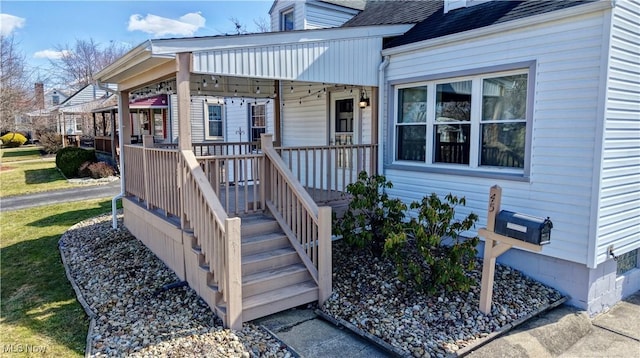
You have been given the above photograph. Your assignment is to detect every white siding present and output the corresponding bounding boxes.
[64,85,109,106]
[384,11,609,265]
[281,82,329,147]
[305,1,359,29]
[270,0,305,31]
[596,0,640,263]
[193,36,383,86]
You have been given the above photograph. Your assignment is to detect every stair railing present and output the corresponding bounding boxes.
[180,149,242,330]
[260,134,332,304]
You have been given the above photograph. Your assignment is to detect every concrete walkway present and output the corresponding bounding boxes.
[0,179,121,212]
[253,291,640,358]
[466,291,640,357]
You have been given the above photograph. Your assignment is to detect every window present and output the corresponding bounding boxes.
[393,69,529,173]
[153,109,164,138]
[617,249,639,276]
[250,104,266,142]
[281,8,294,31]
[52,95,60,105]
[205,104,224,140]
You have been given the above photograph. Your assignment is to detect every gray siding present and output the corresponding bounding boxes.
[596,0,640,263]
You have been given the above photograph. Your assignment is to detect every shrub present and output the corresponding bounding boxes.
[333,171,407,254]
[87,161,116,179]
[56,147,96,178]
[77,161,93,178]
[384,193,479,294]
[0,132,27,148]
[39,131,63,154]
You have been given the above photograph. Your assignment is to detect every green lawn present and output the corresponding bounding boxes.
[0,146,45,163]
[0,160,80,198]
[1,198,120,357]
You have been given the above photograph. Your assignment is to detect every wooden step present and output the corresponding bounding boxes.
[242,263,312,298]
[241,281,319,322]
[242,232,290,256]
[241,216,280,237]
[242,248,300,276]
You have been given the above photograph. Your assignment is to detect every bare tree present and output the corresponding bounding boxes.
[0,35,33,133]
[49,38,129,90]
[229,17,248,35]
[253,17,271,33]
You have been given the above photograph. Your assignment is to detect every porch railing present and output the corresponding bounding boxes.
[145,147,181,217]
[198,153,265,216]
[275,143,377,202]
[124,145,145,199]
[95,136,114,154]
[152,141,259,156]
[261,135,332,304]
[180,150,242,330]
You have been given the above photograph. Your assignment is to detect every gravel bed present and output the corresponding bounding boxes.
[59,213,291,357]
[321,240,563,357]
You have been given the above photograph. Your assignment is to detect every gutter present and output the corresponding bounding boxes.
[96,81,125,229]
[377,56,390,175]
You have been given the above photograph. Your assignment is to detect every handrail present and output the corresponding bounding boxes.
[180,150,242,329]
[261,134,332,304]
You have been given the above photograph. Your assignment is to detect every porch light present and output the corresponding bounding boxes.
[359,89,369,108]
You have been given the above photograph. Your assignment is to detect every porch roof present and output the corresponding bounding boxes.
[95,24,412,90]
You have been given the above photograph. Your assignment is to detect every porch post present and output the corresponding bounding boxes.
[120,91,131,145]
[110,109,117,162]
[318,206,332,305]
[176,52,192,151]
[273,80,281,146]
[370,87,379,175]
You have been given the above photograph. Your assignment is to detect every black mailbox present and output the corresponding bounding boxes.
[495,210,552,245]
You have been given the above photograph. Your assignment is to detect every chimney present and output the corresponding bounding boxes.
[35,82,45,109]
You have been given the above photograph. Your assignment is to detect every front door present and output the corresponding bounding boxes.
[329,93,358,191]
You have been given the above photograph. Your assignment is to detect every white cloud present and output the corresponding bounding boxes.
[1,13,26,36]
[34,49,70,60]
[127,12,206,37]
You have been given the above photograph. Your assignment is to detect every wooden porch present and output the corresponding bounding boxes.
[121,134,376,329]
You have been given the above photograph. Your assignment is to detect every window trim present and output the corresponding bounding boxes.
[249,103,267,142]
[204,103,224,140]
[280,7,294,31]
[386,61,535,181]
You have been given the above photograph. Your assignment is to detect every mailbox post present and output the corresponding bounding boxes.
[478,185,547,314]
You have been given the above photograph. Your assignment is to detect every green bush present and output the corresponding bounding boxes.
[56,147,96,178]
[333,171,406,254]
[39,131,63,154]
[0,132,27,148]
[334,172,480,294]
[385,193,479,294]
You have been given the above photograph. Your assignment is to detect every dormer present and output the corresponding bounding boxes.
[269,0,364,31]
[444,0,492,13]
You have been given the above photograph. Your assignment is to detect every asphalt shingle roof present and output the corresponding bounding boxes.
[389,0,596,48]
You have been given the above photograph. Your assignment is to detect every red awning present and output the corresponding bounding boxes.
[130,94,168,109]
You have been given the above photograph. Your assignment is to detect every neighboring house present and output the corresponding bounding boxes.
[93,0,639,329]
[57,83,115,138]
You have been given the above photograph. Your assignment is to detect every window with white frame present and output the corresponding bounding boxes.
[281,8,294,31]
[204,104,224,140]
[394,69,529,172]
[250,104,266,142]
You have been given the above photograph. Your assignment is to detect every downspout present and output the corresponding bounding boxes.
[96,81,124,229]
[377,56,390,175]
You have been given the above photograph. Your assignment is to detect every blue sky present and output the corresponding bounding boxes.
[1,0,274,78]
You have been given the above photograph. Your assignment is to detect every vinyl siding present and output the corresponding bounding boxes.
[305,1,359,29]
[596,0,640,264]
[270,0,304,31]
[225,99,275,142]
[383,10,609,265]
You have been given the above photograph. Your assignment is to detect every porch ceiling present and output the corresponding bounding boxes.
[94,24,413,91]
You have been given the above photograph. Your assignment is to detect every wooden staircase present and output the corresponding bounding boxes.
[189,213,319,324]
